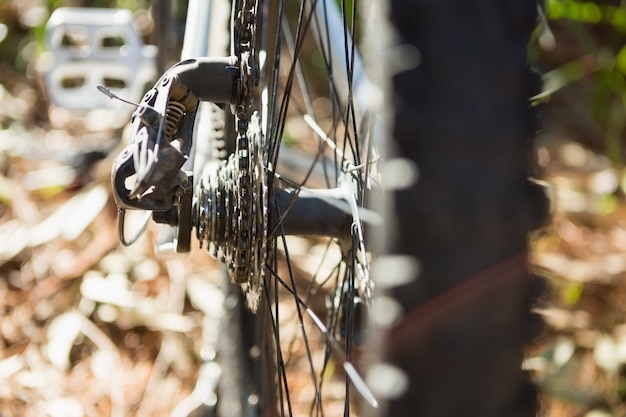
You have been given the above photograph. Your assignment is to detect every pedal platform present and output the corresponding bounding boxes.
[41,7,157,110]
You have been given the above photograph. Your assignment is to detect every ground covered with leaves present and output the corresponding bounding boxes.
[530,134,626,417]
[3,1,626,417]
[0,56,228,414]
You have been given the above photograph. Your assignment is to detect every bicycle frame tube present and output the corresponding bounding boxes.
[181,0,213,59]
[154,0,215,253]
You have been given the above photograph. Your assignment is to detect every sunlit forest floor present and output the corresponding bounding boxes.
[2,2,626,417]
[530,132,626,417]
[0,67,216,415]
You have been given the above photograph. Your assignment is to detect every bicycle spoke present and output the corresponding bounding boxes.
[268,257,378,410]
[262,268,294,416]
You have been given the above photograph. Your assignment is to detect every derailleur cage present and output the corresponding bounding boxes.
[111,56,241,252]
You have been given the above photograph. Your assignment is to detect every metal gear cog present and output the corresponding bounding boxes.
[195,112,267,311]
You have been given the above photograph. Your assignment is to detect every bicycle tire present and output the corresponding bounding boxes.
[367,1,549,416]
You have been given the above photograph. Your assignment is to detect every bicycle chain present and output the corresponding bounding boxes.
[233,0,254,282]
[196,0,267,311]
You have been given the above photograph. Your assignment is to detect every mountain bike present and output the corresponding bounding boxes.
[107,0,547,416]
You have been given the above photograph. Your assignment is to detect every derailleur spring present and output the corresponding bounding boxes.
[165,100,186,142]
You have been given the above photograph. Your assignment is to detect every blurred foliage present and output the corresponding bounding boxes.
[537,0,626,162]
[547,0,626,27]
[531,2,626,416]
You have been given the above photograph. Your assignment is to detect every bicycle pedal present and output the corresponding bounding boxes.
[40,7,157,111]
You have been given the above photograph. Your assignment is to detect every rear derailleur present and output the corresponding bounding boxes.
[110,56,240,252]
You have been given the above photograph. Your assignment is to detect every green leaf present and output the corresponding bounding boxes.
[561,281,584,307]
[533,61,586,101]
[615,45,626,75]
[596,193,618,215]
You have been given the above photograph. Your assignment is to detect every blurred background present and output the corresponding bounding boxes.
[3,0,626,416]
[530,2,626,416]
[0,1,223,416]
